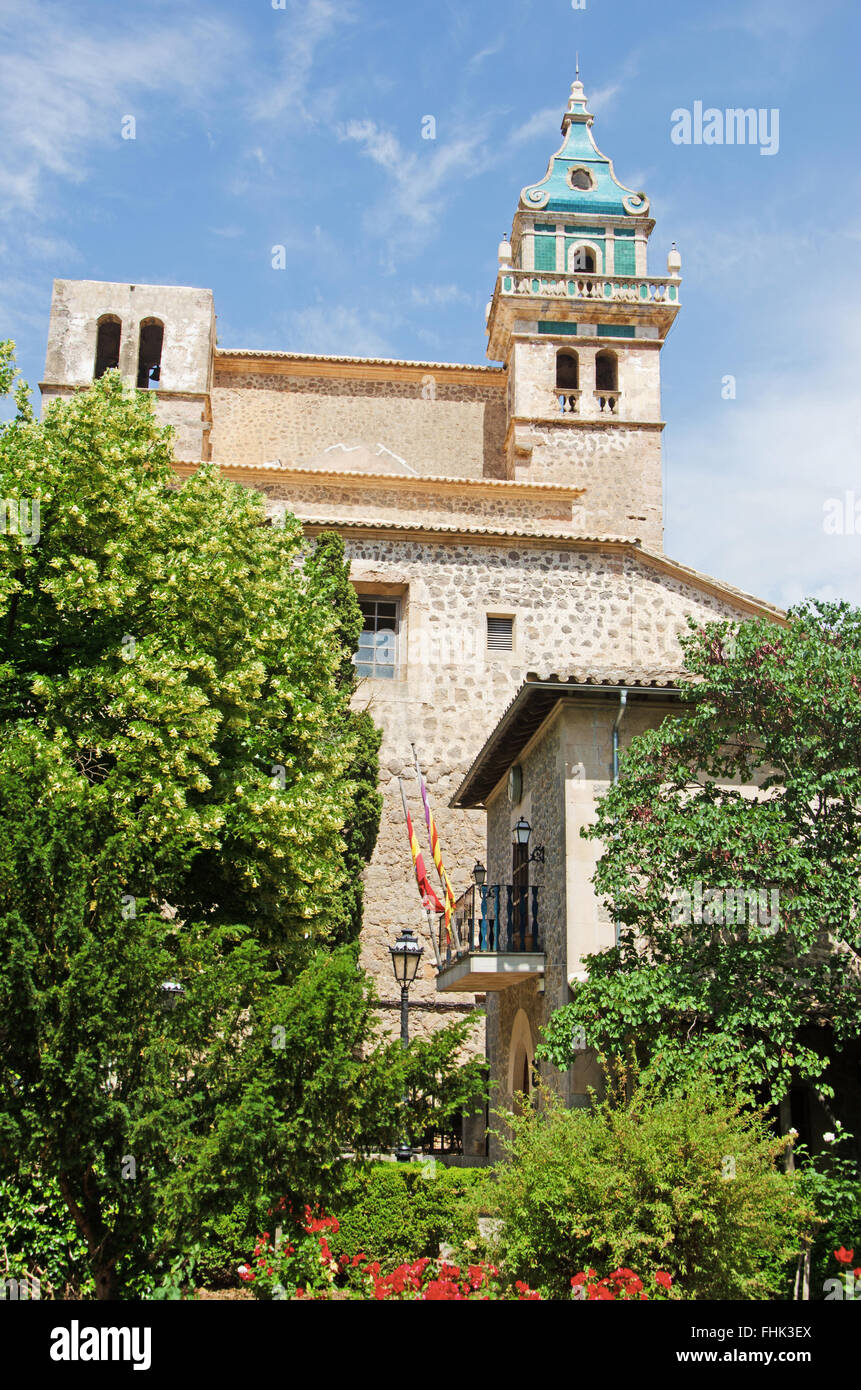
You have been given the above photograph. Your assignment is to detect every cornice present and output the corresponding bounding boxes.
[172,459,584,498]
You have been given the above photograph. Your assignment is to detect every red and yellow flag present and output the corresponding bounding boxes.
[399,779,444,914]
[414,754,457,943]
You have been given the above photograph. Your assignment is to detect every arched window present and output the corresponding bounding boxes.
[595,350,618,392]
[136,319,164,389]
[94,315,121,379]
[555,350,579,390]
[569,244,596,273]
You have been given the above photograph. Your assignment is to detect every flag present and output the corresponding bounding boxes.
[399,779,444,914]
[413,751,457,943]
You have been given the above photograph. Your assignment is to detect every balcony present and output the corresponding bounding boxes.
[435,884,545,994]
[498,269,680,308]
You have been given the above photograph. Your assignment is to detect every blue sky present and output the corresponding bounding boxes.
[2,0,860,609]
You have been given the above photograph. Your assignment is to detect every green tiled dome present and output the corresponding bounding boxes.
[520,80,649,219]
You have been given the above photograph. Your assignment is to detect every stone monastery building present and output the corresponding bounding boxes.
[40,80,782,1129]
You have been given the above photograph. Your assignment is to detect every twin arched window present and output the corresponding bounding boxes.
[556,348,619,393]
[93,315,165,388]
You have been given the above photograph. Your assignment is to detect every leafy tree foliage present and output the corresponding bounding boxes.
[303,531,382,944]
[0,358,408,1296]
[540,602,861,1108]
[491,1072,812,1299]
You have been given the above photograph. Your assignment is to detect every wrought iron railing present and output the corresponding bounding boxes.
[438,884,541,967]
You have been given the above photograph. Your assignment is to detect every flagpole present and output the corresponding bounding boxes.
[410,742,464,954]
[398,777,443,970]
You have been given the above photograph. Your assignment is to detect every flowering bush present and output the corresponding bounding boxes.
[241,1201,539,1300]
[570,1267,675,1301]
[357,1257,539,1301]
[239,1204,342,1300]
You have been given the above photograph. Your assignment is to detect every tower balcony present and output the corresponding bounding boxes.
[499,268,680,309]
[435,884,545,994]
[487,268,680,360]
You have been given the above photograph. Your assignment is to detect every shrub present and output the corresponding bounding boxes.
[328,1162,486,1268]
[0,1172,93,1298]
[192,1196,271,1290]
[492,1072,814,1300]
[793,1130,861,1299]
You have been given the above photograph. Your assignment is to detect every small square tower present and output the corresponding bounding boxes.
[40,280,216,462]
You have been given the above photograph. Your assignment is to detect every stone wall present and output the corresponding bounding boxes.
[258,475,580,535]
[509,424,664,551]
[210,367,507,479]
[315,530,762,1057]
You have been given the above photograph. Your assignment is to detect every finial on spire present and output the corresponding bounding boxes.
[576,52,580,80]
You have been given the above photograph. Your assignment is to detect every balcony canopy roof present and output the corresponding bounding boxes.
[450,671,684,810]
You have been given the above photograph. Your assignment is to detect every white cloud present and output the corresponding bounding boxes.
[467,38,505,69]
[285,304,394,358]
[410,285,473,307]
[338,117,491,255]
[666,288,861,608]
[510,106,559,148]
[252,0,356,124]
[0,4,239,213]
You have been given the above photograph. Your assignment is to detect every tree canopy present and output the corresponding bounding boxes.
[0,359,405,1296]
[540,601,861,1110]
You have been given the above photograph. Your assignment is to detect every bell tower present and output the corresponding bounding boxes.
[486,78,682,553]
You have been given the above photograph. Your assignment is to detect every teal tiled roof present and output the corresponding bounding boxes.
[520,81,649,219]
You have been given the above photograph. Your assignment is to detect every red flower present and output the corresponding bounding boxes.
[655,1271,673,1289]
[835,1247,854,1264]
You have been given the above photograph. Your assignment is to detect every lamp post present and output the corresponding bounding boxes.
[159,980,185,1012]
[390,927,424,1162]
[513,817,545,863]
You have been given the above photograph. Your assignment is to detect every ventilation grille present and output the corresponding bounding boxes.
[486,615,514,652]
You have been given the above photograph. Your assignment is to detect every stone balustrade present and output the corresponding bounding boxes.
[499,269,680,307]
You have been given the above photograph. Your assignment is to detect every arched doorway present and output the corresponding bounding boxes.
[508,1008,534,1110]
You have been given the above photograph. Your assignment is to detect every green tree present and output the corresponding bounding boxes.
[491,1072,812,1299]
[303,531,382,944]
[0,357,396,1296]
[540,602,861,1110]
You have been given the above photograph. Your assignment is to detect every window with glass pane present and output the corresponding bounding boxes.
[355,597,399,678]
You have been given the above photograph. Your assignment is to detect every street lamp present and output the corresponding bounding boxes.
[472,861,487,887]
[390,928,424,1162]
[513,818,545,863]
[159,980,185,1012]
